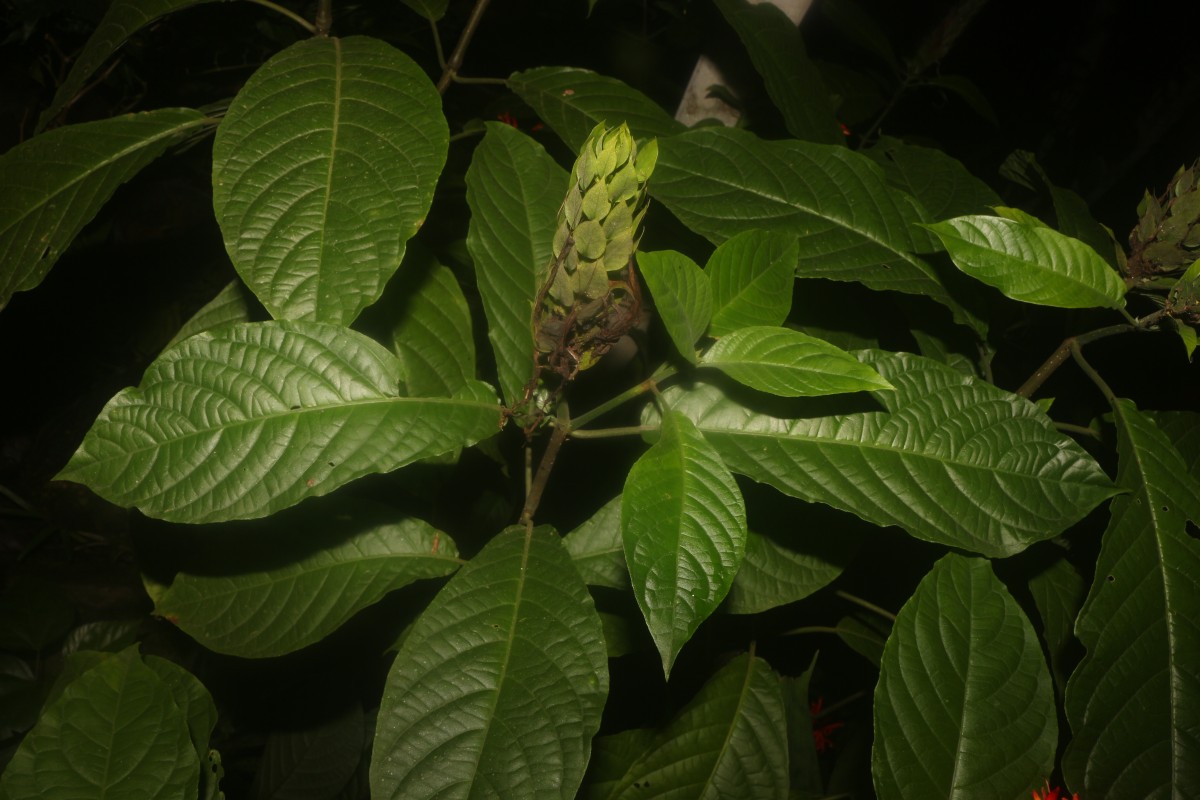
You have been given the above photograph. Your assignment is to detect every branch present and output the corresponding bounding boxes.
[245,0,319,34]
[1016,323,1135,399]
[519,403,570,526]
[437,0,493,95]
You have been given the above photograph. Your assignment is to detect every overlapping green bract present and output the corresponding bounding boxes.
[372,526,608,800]
[212,36,447,325]
[1064,401,1200,798]
[873,555,1056,800]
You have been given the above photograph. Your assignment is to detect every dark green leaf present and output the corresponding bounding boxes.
[0,647,199,799]
[1063,401,1200,798]
[1027,551,1085,696]
[508,67,683,152]
[660,350,1117,557]
[725,530,855,615]
[371,526,607,800]
[563,495,627,589]
[156,510,459,658]
[622,411,747,676]
[254,704,364,800]
[1,109,210,310]
[653,127,983,334]
[143,656,217,761]
[781,655,823,798]
[925,214,1127,309]
[865,136,1002,221]
[59,620,141,657]
[165,280,253,351]
[836,614,890,667]
[714,0,843,144]
[580,729,654,800]
[595,654,788,799]
[212,36,447,325]
[636,250,712,362]
[57,321,502,523]
[466,123,566,407]
[873,554,1056,799]
[701,325,893,397]
[706,230,796,337]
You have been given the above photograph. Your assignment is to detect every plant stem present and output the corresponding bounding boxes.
[245,0,318,34]
[1016,323,1136,398]
[429,19,446,69]
[520,403,570,525]
[569,363,676,430]
[835,589,897,622]
[437,0,492,94]
[566,425,656,439]
[314,0,332,35]
[1070,340,1118,405]
[1054,421,1101,439]
[780,625,843,637]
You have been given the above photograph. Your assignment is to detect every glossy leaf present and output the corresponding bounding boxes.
[873,554,1056,800]
[466,123,565,407]
[865,136,1001,221]
[714,0,843,144]
[212,36,447,325]
[652,127,982,333]
[701,325,893,397]
[156,510,459,658]
[0,647,198,800]
[383,252,476,397]
[371,526,608,800]
[706,230,796,337]
[165,280,253,350]
[1063,401,1200,798]
[508,67,683,152]
[636,250,712,362]
[1,108,210,310]
[660,350,1117,557]
[57,321,502,523]
[254,703,364,799]
[595,654,788,799]
[724,530,855,615]
[398,0,447,21]
[622,411,747,676]
[563,495,627,590]
[925,214,1127,309]
[36,0,225,130]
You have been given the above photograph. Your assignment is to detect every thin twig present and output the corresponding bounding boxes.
[565,425,656,439]
[314,0,332,35]
[245,0,319,34]
[1070,340,1118,405]
[569,363,675,430]
[1016,323,1136,399]
[835,590,897,622]
[1054,421,1102,440]
[437,0,493,94]
[520,403,571,526]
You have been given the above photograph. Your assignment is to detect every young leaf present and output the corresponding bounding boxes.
[636,250,712,362]
[155,509,460,658]
[714,0,843,144]
[652,127,984,335]
[0,647,199,799]
[508,67,683,152]
[466,122,566,407]
[622,410,747,676]
[371,526,608,800]
[57,320,502,523]
[0,108,211,310]
[700,325,894,397]
[563,495,627,590]
[864,136,1002,221]
[165,279,254,350]
[594,654,788,799]
[872,554,1057,800]
[1063,401,1200,798]
[659,350,1117,557]
[706,230,796,337]
[212,36,447,325]
[924,215,1127,309]
[724,529,856,615]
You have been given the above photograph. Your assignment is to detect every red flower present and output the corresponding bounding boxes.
[810,697,844,753]
[1032,780,1079,800]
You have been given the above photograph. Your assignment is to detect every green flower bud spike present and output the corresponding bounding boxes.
[521,122,657,425]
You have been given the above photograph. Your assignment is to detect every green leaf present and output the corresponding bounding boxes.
[622,411,747,677]
[660,350,1117,557]
[466,123,566,407]
[57,320,502,523]
[836,614,890,667]
[212,36,447,325]
[1,108,211,310]
[636,250,712,362]
[596,654,788,799]
[872,554,1056,800]
[652,127,983,334]
[1063,401,1200,798]
[706,230,796,337]
[143,656,218,761]
[155,506,459,658]
[371,526,607,800]
[382,250,476,397]
[165,280,253,351]
[1026,551,1085,696]
[508,67,683,152]
[701,325,893,397]
[254,703,364,799]
[781,657,823,798]
[563,495,627,590]
[865,136,1002,221]
[398,0,448,21]
[724,529,856,615]
[925,214,1127,309]
[713,0,843,144]
[580,729,655,800]
[0,647,199,799]
[35,0,227,130]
